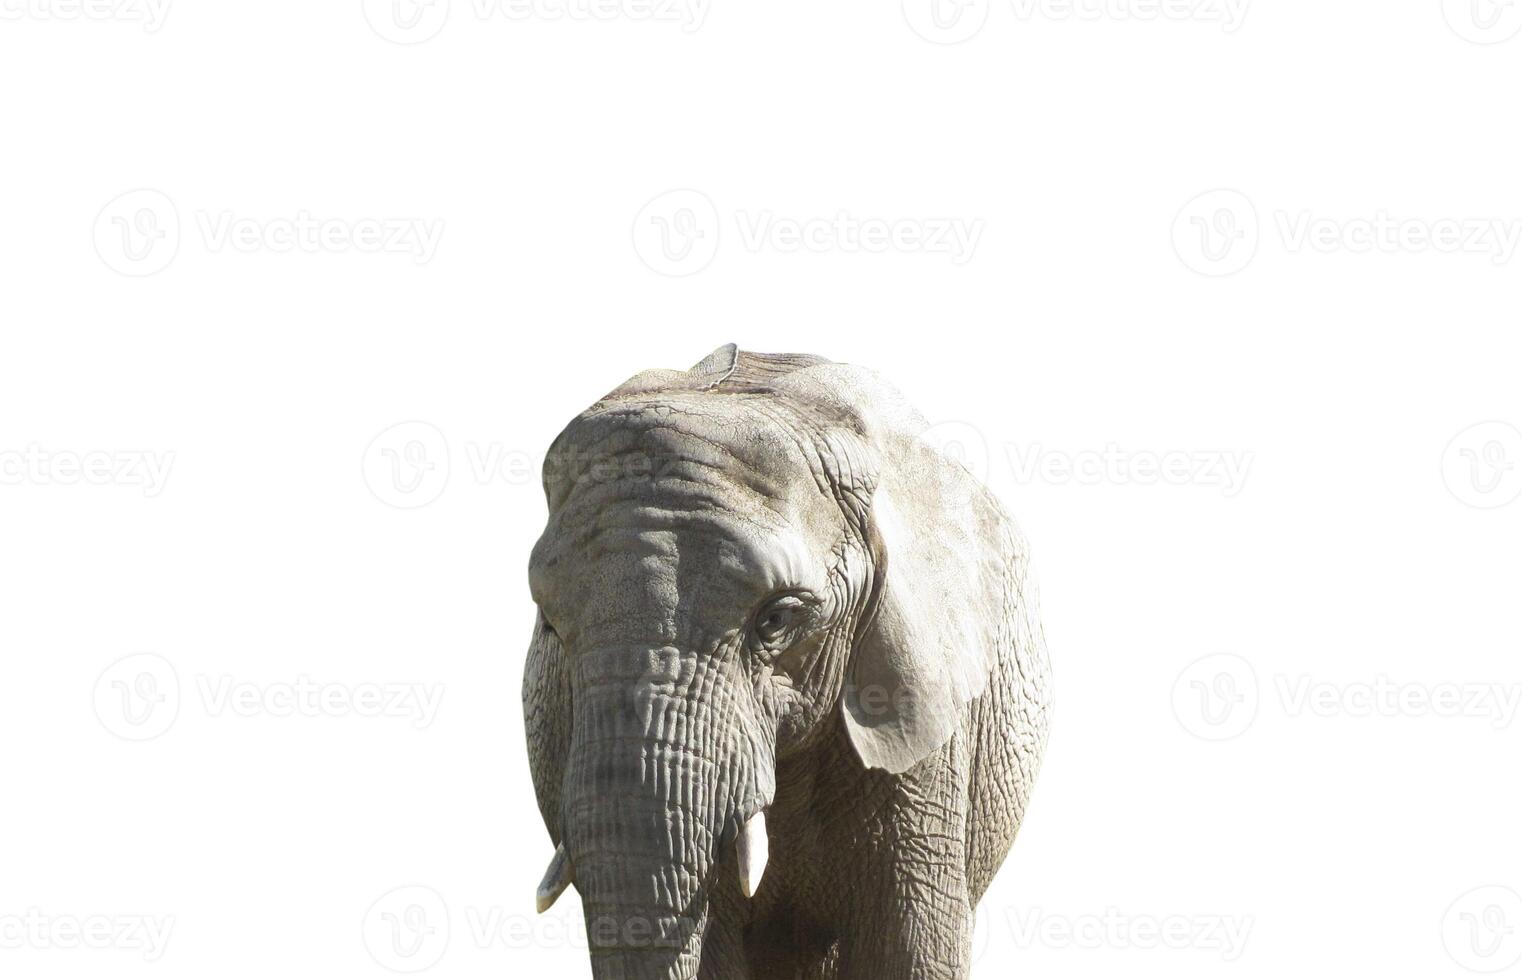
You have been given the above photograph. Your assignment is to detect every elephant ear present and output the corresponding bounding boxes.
[522,616,572,842]
[783,364,1010,774]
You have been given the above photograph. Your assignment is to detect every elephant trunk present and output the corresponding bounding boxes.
[560,645,771,980]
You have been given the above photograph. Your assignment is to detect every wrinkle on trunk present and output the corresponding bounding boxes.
[562,646,766,980]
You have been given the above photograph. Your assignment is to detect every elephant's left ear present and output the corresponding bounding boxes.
[831,385,1013,774]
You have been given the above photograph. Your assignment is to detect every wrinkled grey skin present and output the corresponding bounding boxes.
[524,346,1052,979]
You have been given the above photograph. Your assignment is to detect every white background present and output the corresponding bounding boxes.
[3,1,1520,977]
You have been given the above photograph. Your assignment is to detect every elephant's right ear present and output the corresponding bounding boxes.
[835,392,1010,775]
[522,616,571,843]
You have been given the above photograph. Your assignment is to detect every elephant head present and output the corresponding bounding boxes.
[522,345,1010,979]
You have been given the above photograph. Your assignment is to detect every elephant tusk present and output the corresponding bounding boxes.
[536,843,573,914]
[737,810,769,899]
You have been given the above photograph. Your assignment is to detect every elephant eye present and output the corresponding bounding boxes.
[752,594,810,648]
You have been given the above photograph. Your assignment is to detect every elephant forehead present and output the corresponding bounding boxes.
[544,402,815,500]
[544,403,841,541]
[531,407,843,624]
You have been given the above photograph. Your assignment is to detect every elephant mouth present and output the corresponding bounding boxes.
[536,808,769,915]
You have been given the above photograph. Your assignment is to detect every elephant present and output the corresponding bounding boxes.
[523,345,1052,979]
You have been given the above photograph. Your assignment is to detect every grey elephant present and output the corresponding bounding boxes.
[523,345,1052,979]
